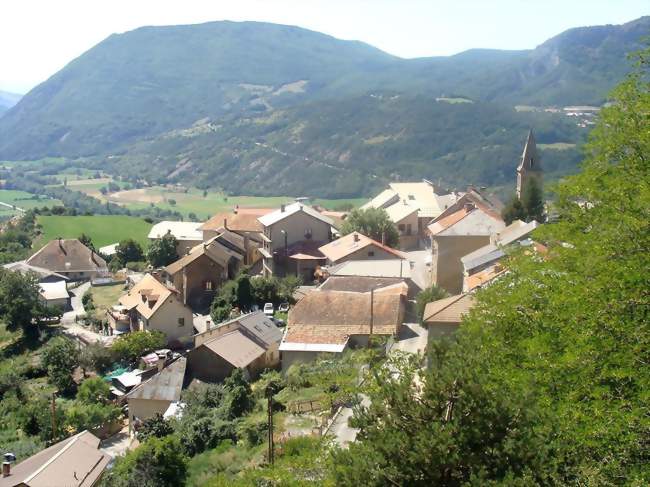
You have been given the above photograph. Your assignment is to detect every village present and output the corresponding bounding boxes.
[0,130,547,483]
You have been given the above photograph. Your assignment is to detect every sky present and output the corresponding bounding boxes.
[0,0,647,93]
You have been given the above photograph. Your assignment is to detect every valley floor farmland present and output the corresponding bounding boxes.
[0,189,63,217]
[34,215,153,250]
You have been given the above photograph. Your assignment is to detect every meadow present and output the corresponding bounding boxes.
[0,189,63,217]
[34,215,153,250]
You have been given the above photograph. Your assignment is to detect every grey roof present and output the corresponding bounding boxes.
[258,202,334,228]
[203,330,265,368]
[4,260,70,281]
[434,210,504,237]
[0,430,109,487]
[127,357,186,402]
[461,220,540,272]
[222,311,283,348]
[328,259,413,280]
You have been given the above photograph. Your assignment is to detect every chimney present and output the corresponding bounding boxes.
[233,205,239,215]
[353,233,360,243]
[280,204,285,213]
[223,218,228,231]
[2,462,9,478]
[381,232,386,245]
[58,238,66,255]
[463,202,475,212]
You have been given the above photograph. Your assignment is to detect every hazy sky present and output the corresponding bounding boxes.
[0,0,647,93]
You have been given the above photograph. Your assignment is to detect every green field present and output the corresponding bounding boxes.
[34,215,153,250]
[0,189,63,218]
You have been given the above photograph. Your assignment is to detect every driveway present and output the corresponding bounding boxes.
[60,282,113,346]
[61,282,90,325]
[100,426,138,459]
[392,321,428,355]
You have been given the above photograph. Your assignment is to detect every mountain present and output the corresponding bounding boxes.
[0,90,22,114]
[0,17,647,196]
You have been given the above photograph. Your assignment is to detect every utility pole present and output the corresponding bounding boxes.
[267,392,274,465]
[368,287,374,349]
[51,392,57,442]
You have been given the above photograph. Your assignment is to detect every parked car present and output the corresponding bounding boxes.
[278,302,290,313]
[263,302,274,316]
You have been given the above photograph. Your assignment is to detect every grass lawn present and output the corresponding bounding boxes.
[538,142,577,150]
[0,190,63,217]
[34,215,153,250]
[90,283,126,320]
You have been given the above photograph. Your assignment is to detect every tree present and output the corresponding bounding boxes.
[76,376,111,404]
[501,195,526,225]
[137,413,174,442]
[223,369,253,418]
[79,342,113,374]
[78,233,96,252]
[64,401,121,434]
[111,331,166,364]
[41,336,80,394]
[340,208,399,248]
[521,175,545,222]
[331,348,559,486]
[116,238,144,265]
[100,436,188,487]
[0,268,49,336]
[415,285,449,322]
[147,234,178,267]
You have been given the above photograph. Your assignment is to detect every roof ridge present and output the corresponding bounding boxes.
[22,431,87,483]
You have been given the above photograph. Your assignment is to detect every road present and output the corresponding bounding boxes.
[0,201,24,212]
[60,282,114,346]
[404,248,431,291]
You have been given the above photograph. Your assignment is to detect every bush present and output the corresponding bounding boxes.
[286,363,311,391]
[138,413,174,442]
[111,331,166,364]
[79,342,113,374]
[76,376,111,404]
[238,416,268,446]
[41,336,80,394]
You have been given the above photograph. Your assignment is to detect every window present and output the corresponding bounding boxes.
[406,224,412,236]
[304,228,313,240]
[178,318,185,327]
[398,224,405,232]
[205,281,213,291]
[368,251,375,257]
[408,194,415,200]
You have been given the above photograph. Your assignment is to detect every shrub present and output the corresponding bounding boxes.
[111,331,166,364]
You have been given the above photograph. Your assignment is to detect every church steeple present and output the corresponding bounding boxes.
[516,129,541,198]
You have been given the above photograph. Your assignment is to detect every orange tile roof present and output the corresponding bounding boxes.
[427,207,470,235]
[200,208,274,232]
[318,232,404,263]
[284,286,405,346]
[119,274,176,320]
[465,266,508,291]
[423,293,475,323]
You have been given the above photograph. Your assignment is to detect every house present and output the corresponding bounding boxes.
[361,181,452,249]
[422,293,475,342]
[148,221,203,256]
[258,202,336,280]
[98,243,118,257]
[318,232,405,266]
[3,261,71,310]
[428,201,505,294]
[25,239,108,281]
[188,311,283,382]
[200,207,274,266]
[163,231,245,311]
[516,129,542,199]
[110,273,193,344]
[127,357,187,433]
[461,219,540,291]
[324,259,421,297]
[0,430,110,487]
[279,282,407,371]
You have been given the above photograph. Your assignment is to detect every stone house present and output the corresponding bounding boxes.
[187,311,283,382]
[428,201,505,294]
[148,221,203,256]
[422,293,475,343]
[258,202,336,280]
[318,231,405,266]
[25,238,108,281]
[279,281,407,371]
[162,230,245,311]
[127,357,186,434]
[111,273,193,345]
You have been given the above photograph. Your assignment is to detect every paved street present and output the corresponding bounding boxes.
[404,248,431,291]
[60,282,114,345]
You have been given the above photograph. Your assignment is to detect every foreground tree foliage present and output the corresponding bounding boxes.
[340,208,400,248]
[333,49,650,485]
